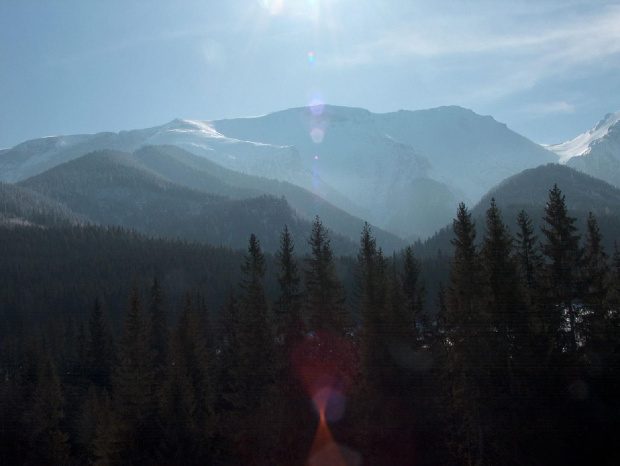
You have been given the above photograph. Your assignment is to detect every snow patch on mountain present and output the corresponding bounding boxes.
[546,111,620,163]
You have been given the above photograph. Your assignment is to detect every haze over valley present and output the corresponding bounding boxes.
[2,2,620,464]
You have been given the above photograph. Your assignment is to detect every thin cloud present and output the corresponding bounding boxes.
[323,5,620,89]
[524,101,576,118]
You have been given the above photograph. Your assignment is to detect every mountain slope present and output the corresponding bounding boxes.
[212,105,556,236]
[416,163,620,260]
[0,182,85,227]
[546,111,620,188]
[1,105,558,239]
[16,150,375,254]
[0,119,359,216]
[130,145,406,252]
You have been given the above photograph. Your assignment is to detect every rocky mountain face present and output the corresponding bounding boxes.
[0,105,559,240]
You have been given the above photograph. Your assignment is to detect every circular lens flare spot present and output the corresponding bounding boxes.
[310,127,324,143]
[309,99,324,116]
[308,51,315,66]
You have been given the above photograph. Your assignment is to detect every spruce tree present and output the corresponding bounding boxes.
[581,213,610,368]
[401,245,425,342]
[445,202,486,464]
[273,225,304,356]
[112,283,158,464]
[148,277,169,380]
[446,202,483,343]
[304,216,350,336]
[515,209,543,304]
[479,199,525,461]
[23,348,71,464]
[541,184,582,355]
[237,234,275,410]
[86,297,116,390]
[357,222,389,386]
[480,199,523,355]
[161,292,213,463]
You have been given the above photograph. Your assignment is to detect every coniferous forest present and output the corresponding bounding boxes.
[1,184,620,465]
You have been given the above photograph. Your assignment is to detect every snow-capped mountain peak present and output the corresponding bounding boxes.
[546,111,620,163]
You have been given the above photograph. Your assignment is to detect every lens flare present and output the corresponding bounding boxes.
[310,127,324,143]
[308,51,315,66]
[312,386,346,423]
[260,0,284,15]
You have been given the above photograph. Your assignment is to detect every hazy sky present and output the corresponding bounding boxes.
[1,0,619,149]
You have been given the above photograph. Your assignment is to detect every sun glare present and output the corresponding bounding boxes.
[259,0,328,21]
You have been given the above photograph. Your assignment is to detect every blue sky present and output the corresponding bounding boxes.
[1,0,619,149]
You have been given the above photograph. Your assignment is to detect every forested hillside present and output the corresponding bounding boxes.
[1,183,619,464]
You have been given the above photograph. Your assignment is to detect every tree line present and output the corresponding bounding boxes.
[1,184,619,464]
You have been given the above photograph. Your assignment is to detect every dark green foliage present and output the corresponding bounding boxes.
[148,277,169,381]
[106,284,159,465]
[541,184,582,355]
[357,222,389,386]
[87,298,117,390]
[304,216,351,336]
[273,225,304,352]
[160,292,214,463]
[515,209,543,307]
[1,182,620,465]
[401,245,425,341]
[22,345,71,464]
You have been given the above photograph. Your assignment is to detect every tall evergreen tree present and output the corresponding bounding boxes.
[401,245,425,342]
[357,222,389,386]
[478,199,525,462]
[237,234,275,410]
[446,202,483,342]
[515,210,543,304]
[23,347,71,465]
[444,202,487,464]
[110,283,158,465]
[480,199,523,354]
[273,225,304,355]
[148,277,169,380]
[304,216,350,336]
[581,213,610,368]
[161,292,214,463]
[541,184,582,355]
[86,297,116,390]
[582,212,608,312]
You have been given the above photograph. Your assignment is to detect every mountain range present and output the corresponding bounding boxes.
[2,105,620,251]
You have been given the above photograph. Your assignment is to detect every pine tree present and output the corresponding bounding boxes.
[23,348,71,465]
[515,209,543,305]
[111,283,158,464]
[582,212,608,313]
[541,184,582,355]
[581,213,610,369]
[86,297,116,390]
[237,234,275,410]
[357,222,389,386]
[479,199,525,461]
[480,199,523,355]
[401,245,425,342]
[446,202,483,344]
[444,202,487,464]
[160,292,213,463]
[273,225,304,354]
[304,216,350,336]
[148,277,169,380]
